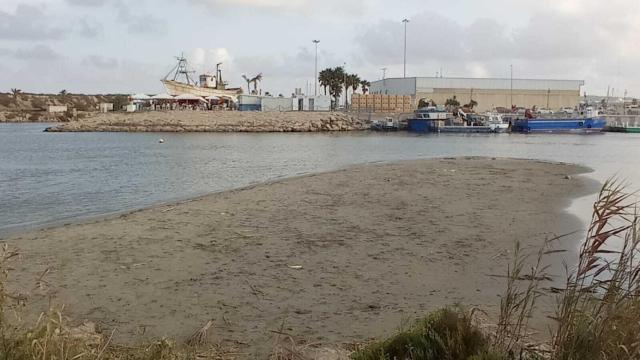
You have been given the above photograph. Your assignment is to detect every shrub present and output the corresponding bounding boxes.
[352,308,503,360]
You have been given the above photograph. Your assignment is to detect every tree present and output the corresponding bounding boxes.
[241,74,251,94]
[10,88,22,102]
[59,89,68,96]
[327,66,345,110]
[249,73,263,95]
[318,69,331,96]
[360,80,371,94]
[345,74,361,108]
[445,96,460,109]
[464,99,478,109]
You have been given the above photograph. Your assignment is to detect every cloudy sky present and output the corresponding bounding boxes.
[1,0,638,97]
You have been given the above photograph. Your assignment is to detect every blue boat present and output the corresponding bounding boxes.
[407,108,448,133]
[512,117,606,133]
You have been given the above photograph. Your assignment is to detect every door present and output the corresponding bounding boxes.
[308,98,315,111]
[298,98,304,111]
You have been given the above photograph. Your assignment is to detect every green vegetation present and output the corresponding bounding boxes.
[318,67,369,109]
[445,96,460,108]
[352,308,504,360]
[10,88,22,102]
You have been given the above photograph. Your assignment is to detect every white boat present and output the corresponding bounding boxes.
[484,112,509,133]
[161,55,242,101]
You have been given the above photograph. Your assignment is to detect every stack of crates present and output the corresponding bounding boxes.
[349,94,415,113]
[351,94,362,110]
[373,94,382,111]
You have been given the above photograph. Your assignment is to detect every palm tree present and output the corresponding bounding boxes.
[360,80,371,94]
[241,75,251,94]
[329,67,345,109]
[10,88,22,101]
[345,74,361,108]
[249,73,263,95]
[319,69,331,96]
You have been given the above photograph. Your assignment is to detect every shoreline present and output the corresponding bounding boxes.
[43,110,369,132]
[2,157,598,358]
[0,157,595,238]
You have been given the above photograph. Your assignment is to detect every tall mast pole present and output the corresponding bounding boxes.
[402,19,410,78]
[510,64,513,110]
[313,40,320,97]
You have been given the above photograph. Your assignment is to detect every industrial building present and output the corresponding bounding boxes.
[369,77,585,112]
[238,95,331,112]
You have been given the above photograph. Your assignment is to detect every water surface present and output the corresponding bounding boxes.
[1,123,639,235]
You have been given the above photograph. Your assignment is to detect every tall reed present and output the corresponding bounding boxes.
[550,179,640,359]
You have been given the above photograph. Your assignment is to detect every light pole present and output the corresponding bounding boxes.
[510,64,513,110]
[312,39,320,96]
[402,18,409,78]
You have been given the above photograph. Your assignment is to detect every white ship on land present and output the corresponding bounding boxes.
[161,55,243,101]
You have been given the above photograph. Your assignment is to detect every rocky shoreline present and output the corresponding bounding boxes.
[44,110,369,132]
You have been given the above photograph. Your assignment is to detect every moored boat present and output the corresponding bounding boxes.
[408,108,508,133]
[605,126,640,133]
[512,118,605,133]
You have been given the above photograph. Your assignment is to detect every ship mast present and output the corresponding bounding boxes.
[163,53,196,86]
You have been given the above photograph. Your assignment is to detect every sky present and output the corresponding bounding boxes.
[0,0,638,98]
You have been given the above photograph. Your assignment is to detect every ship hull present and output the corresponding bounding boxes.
[162,80,242,101]
[512,118,605,133]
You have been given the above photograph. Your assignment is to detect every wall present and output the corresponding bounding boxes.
[261,97,293,112]
[369,78,416,96]
[238,95,262,105]
[371,77,584,112]
[292,96,331,111]
[415,88,580,112]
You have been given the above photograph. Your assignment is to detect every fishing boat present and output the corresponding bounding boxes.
[511,107,605,134]
[371,117,401,131]
[161,55,243,101]
[512,118,605,133]
[606,126,640,133]
[604,120,640,133]
[408,108,507,133]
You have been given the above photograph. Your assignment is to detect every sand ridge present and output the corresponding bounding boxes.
[3,157,596,358]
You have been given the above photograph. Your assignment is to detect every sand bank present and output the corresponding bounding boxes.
[2,157,596,358]
[44,110,368,132]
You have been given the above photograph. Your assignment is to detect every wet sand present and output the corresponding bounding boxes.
[2,157,597,358]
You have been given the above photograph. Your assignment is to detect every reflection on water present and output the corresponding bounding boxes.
[1,123,639,235]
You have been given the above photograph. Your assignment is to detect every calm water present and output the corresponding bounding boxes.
[1,122,639,235]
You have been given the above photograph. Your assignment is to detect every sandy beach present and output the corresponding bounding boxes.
[2,157,597,358]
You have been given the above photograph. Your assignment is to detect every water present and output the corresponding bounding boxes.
[1,122,640,235]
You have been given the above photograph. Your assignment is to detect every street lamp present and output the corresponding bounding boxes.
[312,40,320,96]
[510,64,513,110]
[402,18,410,78]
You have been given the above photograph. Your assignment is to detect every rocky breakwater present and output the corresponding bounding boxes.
[44,110,368,132]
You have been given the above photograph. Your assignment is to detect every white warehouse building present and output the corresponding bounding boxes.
[369,77,585,112]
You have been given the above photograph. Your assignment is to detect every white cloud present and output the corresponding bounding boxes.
[0,4,68,40]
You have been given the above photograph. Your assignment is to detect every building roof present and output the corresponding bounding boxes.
[371,77,585,93]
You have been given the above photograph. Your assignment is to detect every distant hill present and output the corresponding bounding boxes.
[0,92,128,122]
